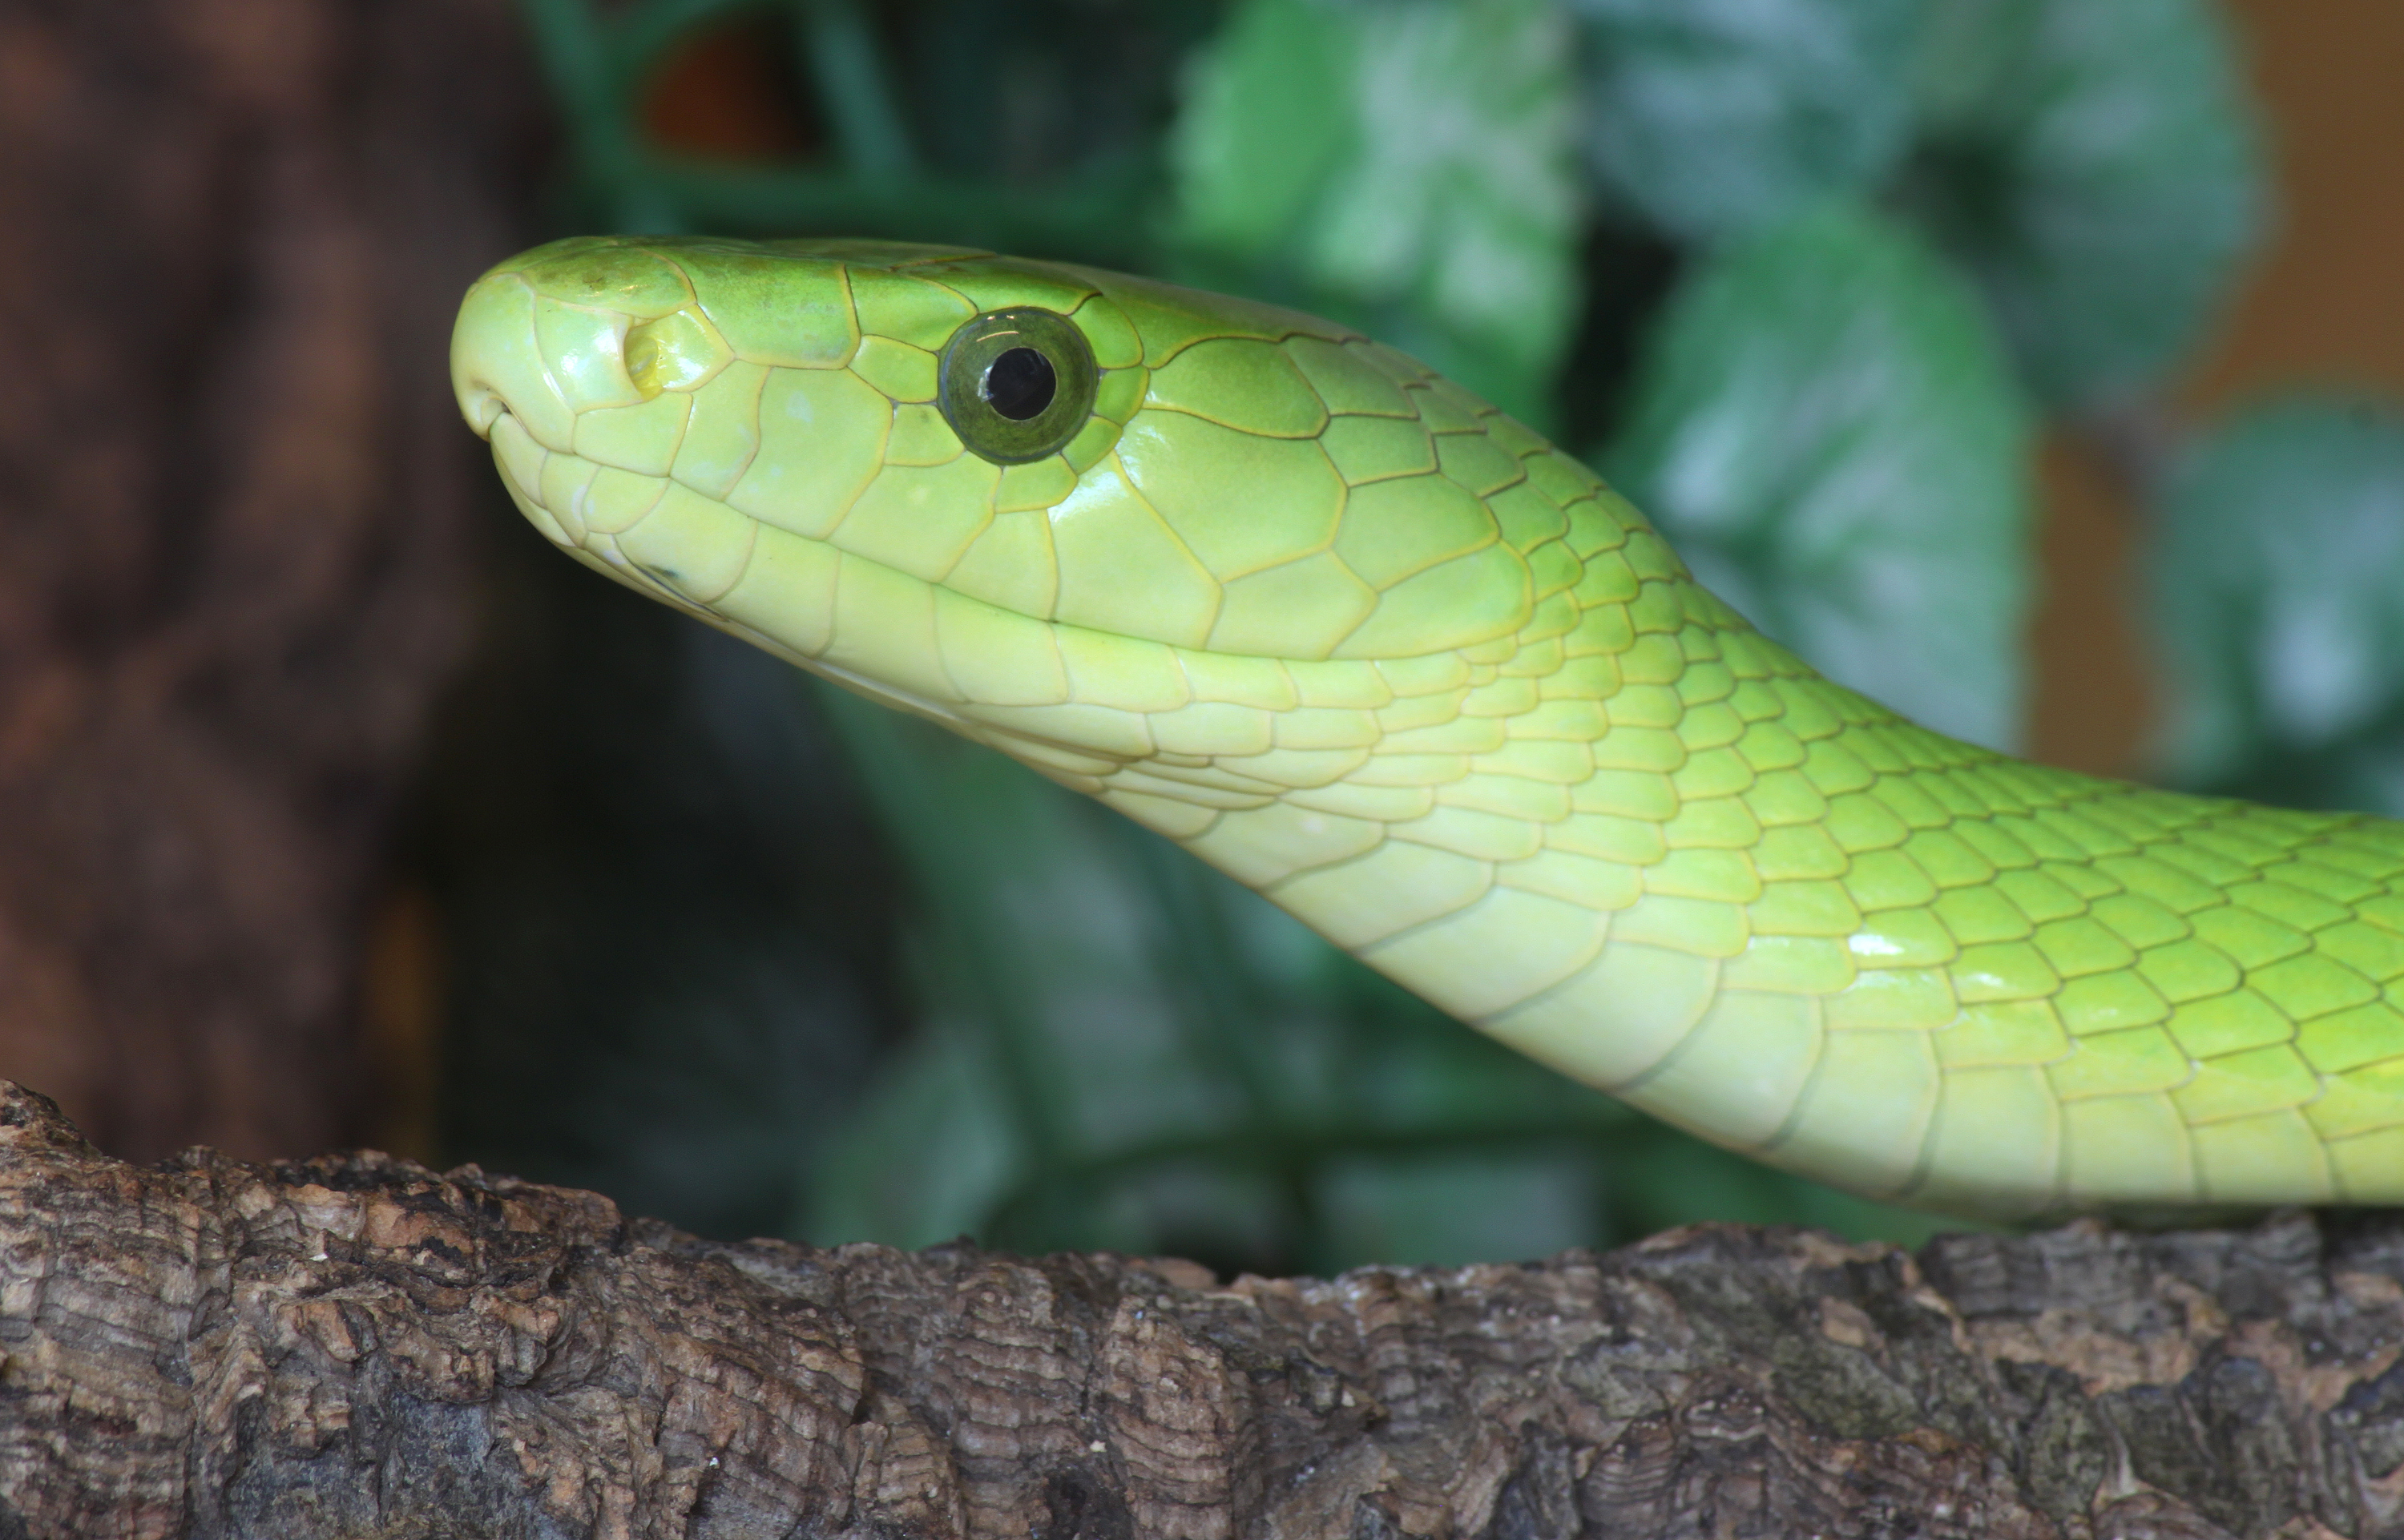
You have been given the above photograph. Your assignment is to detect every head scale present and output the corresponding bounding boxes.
[451,236,1638,794]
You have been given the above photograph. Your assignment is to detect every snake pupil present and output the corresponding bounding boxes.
[982,347,1056,421]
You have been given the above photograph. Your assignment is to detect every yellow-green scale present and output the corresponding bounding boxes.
[454,236,2404,1219]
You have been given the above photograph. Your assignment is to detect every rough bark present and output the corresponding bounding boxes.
[6,1082,2404,1540]
[0,0,540,1162]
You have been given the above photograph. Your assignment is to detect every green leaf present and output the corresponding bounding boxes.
[1602,201,2034,750]
[1167,0,1583,420]
[1904,0,2266,408]
[802,1019,1023,1250]
[1569,0,1926,242]
[2153,395,2404,812]
[1164,0,1355,258]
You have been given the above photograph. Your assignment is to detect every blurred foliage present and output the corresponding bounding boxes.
[2155,398,2404,812]
[1902,0,2266,409]
[426,0,2404,1271]
[425,505,900,1240]
[1169,0,1581,424]
[1570,0,1924,243]
[1603,202,2031,749]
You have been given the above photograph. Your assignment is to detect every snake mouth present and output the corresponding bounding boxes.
[458,382,507,437]
[475,404,990,734]
[479,408,579,546]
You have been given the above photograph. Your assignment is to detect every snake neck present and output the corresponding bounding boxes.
[1018,498,2402,1220]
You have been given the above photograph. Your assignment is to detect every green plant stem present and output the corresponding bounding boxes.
[793,0,918,175]
[805,681,1074,1174]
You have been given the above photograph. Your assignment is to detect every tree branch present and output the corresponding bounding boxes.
[3,1080,2402,1538]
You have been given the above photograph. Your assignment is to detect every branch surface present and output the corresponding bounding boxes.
[4,1082,2403,1539]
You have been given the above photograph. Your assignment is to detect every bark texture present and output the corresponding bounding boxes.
[0,0,539,1161]
[6,1082,2404,1540]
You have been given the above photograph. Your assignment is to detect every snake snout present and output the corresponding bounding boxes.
[450,270,587,452]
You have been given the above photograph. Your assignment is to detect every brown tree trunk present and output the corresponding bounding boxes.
[3,1081,2402,1540]
[0,0,540,1162]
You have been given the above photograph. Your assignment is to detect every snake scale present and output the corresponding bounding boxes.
[451,236,2404,1218]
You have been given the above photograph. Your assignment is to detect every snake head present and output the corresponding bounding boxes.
[452,236,1631,784]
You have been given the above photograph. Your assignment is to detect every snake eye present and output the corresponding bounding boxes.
[938,307,1098,464]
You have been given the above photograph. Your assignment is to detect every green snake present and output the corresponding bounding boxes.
[450,236,2404,1219]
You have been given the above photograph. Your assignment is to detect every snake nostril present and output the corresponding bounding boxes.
[460,385,508,436]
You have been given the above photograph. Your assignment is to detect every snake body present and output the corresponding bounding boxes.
[452,236,2404,1217]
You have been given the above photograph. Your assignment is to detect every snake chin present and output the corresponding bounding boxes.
[792,654,975,732]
